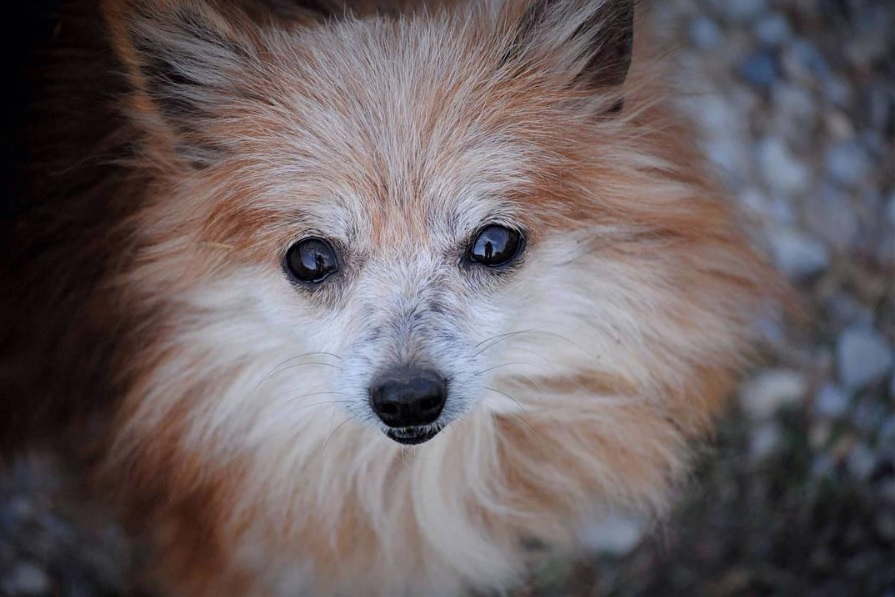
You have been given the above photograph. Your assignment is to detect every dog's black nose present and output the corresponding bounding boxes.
[369,368,447,428]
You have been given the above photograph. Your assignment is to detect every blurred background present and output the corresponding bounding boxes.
[1,0,893,595]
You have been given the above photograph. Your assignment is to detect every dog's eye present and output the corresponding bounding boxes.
[285,238,339,284]
[468,225,524,267]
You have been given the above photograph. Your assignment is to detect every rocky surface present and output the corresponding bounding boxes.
[2,0,894,595]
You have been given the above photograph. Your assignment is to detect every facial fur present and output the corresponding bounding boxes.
[6,0,782,595]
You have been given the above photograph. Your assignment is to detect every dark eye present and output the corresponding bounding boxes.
[468,225,524,267]
[285,238,339,284]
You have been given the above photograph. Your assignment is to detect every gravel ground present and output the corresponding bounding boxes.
[2,0,893,595]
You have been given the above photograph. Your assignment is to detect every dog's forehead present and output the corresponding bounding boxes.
[274,43,538,241]
[226,16,571,251]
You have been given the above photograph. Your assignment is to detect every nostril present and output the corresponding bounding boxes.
[377,403,399,416]
[369,368,448,428]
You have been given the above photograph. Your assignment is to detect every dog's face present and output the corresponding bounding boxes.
[111,0,656,446]
[101,0,778,589]
[107,0,773,555]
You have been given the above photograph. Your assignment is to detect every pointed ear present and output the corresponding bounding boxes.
[501,0,634,112]
[103,0,270,168]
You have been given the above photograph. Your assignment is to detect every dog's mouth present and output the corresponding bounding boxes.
[385,425,443,446]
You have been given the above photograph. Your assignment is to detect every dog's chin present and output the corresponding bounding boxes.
[384,426,443,446]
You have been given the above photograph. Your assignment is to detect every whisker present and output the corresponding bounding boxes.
[484,387,539,438]
[473,361,536,377]
[321,417,353,455]
[249,359,344,402]
[473,329,596,362]
[283,390,347,405]
[283,399,355,415]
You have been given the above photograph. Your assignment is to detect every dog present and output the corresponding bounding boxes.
[1,0,781,594]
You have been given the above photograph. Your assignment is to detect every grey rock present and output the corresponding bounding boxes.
[883,193,895,263]
[822,75,853,107]
[712,0,768,23]
[879,417,895,453]
[740,369,807,420]
[768,227,830,280]
[757,137,811,196]
[825,293,875,327]
[837,327,894,391]
[826,141,872,188]
[740,50,778,88]
[877,511,895,542]
[580,512,647,557]
[814,383,851,419]
[804,186,859,251]
[784,39,830,82]
[750,422,783,461]
[882,480,895,503]
[851,400,889,435]
[5,563,51,596]
[772,83,817,130]
[811,453,837,479]
[866,84,894,133]
[691,95,752,180]
[846,443,877,481]
[845,31,888,68]
[754,13,791,46]
[689,16,722,49]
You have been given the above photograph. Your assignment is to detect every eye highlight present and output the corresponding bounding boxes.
[467,225,525,268]
[285,238,339,284]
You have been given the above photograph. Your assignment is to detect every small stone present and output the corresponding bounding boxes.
[824,110,855,140]
[739,50,778,88]
[580,512,647,556]
[773,83,817,130]
[811,453,836,479]
[692,95,751,179]
[852,400,889,436]
[881,480,895,503]
[822,75,853,107]
[740,369,807,420]
[837,327,894,391]
[809,421,831,450]
[845,32,888,68]
[866,84,894,134]
[826,141,872,188]
[689,16,722,49]
[804,186,858,251]
[750,422,783,461]
[783,39,830,83]
[846,443,877,481]
[825,294,875,328]
[757,137,811,196]
[5,563,51,595]
[814,383,850,419]
[754,13,791,46]
[877,511,895,541]
[768,227,830,280]
[712,0,768,23]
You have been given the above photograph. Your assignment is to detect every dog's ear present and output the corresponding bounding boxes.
[501,0,634,113]
[103,0,275,168]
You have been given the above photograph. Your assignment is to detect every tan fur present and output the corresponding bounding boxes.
[3,0,784,595]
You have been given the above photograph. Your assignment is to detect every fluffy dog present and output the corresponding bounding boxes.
[1,0,780,594]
